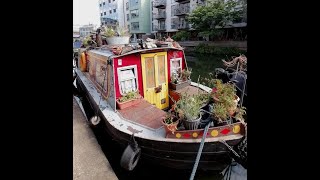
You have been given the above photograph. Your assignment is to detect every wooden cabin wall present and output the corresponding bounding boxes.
[113,54,144,99]
[87,51,117,110]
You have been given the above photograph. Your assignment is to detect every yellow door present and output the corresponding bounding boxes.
[141,52,169,110]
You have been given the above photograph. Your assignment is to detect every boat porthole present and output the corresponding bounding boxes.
[233,125,240,133]
[192,132,198,138]
[211,130,219,137]
[175,133,181,138]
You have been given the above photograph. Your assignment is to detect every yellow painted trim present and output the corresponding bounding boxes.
[211,130,219,137]
[233,125,241,133]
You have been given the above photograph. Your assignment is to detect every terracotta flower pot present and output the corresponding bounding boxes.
[162,119,179,134]
[116,97,142,110]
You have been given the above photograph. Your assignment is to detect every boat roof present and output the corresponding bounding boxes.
[89,47,184,59]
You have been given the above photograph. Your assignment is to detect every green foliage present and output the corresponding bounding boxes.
[194,43,246,55]
[174,93,208,121]
[104,27,116,37]
[163,112,179,124]
[82,36,92,47]
[104,25,130,37]
[116,26,130,37]
[118,91,139,103]
[187,0,243,31]
[172,31,191,41]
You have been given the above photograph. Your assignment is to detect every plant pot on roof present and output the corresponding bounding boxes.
[169,68,192,90]
[116,91,142,110]
[104,26,130,45]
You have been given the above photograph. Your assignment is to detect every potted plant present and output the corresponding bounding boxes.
[116,91,142,110]
[104,25,131,45]
[169,68,192,90]
[173,93,206,130]
[161,111,180,134]
[209,79,246,125]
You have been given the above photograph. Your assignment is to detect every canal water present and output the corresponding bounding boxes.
[73,54,230,180]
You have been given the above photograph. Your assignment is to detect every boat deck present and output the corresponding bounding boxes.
[117,99,167,130]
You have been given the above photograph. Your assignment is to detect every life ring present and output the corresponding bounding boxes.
[79,52,87,72]
[120,144,141,171]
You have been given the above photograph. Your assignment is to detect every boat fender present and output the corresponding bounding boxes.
[80,52,87,72]
[120,136,141,171]
[89,116,101,126]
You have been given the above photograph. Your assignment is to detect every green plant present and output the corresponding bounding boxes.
[172,31,191,41]
[180,68,192,81]
[116,26,130,37]
[82,36,92,47]
[209,79,247,123]
[235,106,246,123]
[104,26,116,37]
[173,93,206,121]
[118,91,140,103]
[162,112,178,124]
[104,26,130,37]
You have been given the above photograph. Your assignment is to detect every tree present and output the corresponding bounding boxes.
[187,0,244,39]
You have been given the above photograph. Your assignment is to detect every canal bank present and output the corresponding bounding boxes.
[73,97,118,180]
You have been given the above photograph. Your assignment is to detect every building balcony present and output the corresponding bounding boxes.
[153,13,166,20]
[177,23,189,30]
[153,0,166,9]
[153,25,166,32]
[173,7,190,16]
[174,0,190,4]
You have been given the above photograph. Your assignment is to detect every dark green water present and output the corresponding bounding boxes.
[185,53,227,85]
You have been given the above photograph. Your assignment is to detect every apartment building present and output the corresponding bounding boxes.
[151,0,205,38]
[99,0,152,41]
[99,0,126,27]
[127,0,152,40]
[79,24,95,37]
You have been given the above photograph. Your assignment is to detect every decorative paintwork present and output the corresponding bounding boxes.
[166,123,244,139]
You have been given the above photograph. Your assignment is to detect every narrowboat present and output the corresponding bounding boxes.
[74,44,247,171]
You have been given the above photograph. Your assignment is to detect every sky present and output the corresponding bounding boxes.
[73,0,100,30]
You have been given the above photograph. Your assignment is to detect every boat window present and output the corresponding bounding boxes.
[117,65,138,95]
[170,58,182,77]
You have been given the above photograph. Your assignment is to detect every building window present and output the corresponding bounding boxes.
[131,22,139,30]
[126,14,129,21]
[130,9,139,19]
[117,65,138,95]
[113,9,116,13]
[109,10,112,14]
[99,4,102,7]
[170,58,182,77]
[113,0,115,1]
[101,13,103,16]
[108,0,111,3]
[103,2,105,5]
[126,2,129,10]
[104,12,106,15]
